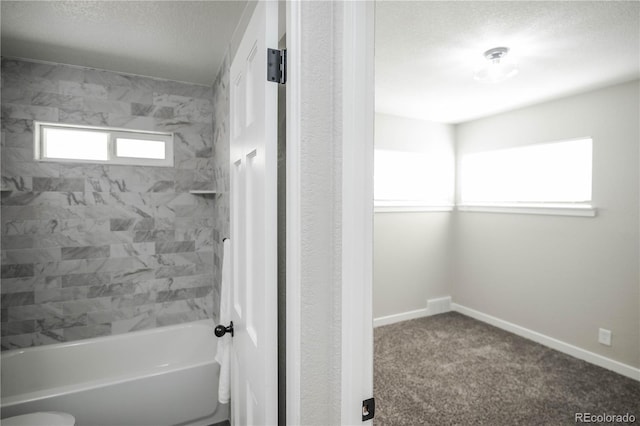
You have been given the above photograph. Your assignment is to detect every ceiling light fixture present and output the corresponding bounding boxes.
[474,47,519,83]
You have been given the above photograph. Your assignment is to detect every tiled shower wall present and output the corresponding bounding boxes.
[210,53,231,310]
[0,58,223,350]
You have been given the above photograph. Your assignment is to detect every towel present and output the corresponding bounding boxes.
[215,238,231,404]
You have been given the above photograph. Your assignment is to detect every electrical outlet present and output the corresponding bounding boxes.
[598,328,612,346]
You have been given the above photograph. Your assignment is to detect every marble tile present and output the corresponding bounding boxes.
[86,177,127,192]
[2,276,58,294]
[84,69,137,87]
[173,204,213,218]
[155,241,196,254]
[175,228,214,249]
[3,146,34,162]
[1,263,34,278]
[46,219,110,234]
[164,274,213,290]
[61,272,111,287]
[156,310,204,327]
[63,324,111,341]
[35,314,87,331]
[110,242,155,257]
[154,119,210,134]
[58,81,107,99]
[107,115,156,131]
[110,292,155,309]
[1,330,64,350]
[87,307,134,325]
[131,103,174,119]
[1,87,32,105]
[1,161,61,178]
[133,230,175,243]
[156,81,213,99]
[2,248,61,264]
[74,256,148,275]
[111,267,155,284]
[155,264,197,279]
[59,109,108,126]
[8,302,63,321]
[146,253,197,268]
[107,85,153,104]
[2,292,35,308]
[156,288,198,303]
[34,259,86,277]
[2,221,28,236]
[2,103,58,121]
[1,118,34,148]
[1,319,36,336]
[31,92,84,110]
[35,287,89,304]
[61,245,110,260]
[1,176,33,192]
[2,58,33,74]
[156,296,212,317]
[109,218,155,231]
[87,283,136,299]
[63,297,111,316]
[1,191,88,207]
[146,180,175,192]
[110,311,155,335]
[31,63,85,82]
[2,74,59,94]
[83,98,131,116]
[32,177,84,192]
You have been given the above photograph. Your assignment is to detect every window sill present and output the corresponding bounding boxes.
[374,205,454,213]
[457,204,597,217]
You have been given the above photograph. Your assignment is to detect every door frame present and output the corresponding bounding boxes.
[339,1,375,424]
[285,1,375,424]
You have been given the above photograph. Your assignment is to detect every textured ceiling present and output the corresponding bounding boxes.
[1,1,249,86]
[375,1,640,124]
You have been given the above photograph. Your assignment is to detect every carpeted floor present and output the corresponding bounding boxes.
[374,312,639,425]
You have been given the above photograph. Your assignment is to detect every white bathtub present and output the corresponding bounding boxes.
[1,320,228,426]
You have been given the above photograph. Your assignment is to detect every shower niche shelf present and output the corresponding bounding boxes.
[189,190,218,195]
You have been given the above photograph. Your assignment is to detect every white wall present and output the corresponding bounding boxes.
[453,80,640,368]
[374,113,455,318]
[374,212,451,317]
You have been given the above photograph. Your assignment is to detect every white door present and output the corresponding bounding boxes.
[229,1,279,425]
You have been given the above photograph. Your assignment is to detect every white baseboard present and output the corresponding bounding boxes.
[426,296,451,316]
[374,308,428,328]
[374,296,452,328]
[451,303,640,381]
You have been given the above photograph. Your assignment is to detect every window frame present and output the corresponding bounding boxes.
[34,121,174,167]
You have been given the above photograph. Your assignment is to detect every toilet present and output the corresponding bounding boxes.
[2,412,75,426]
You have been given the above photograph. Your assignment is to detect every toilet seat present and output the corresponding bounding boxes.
[3,411,75,426]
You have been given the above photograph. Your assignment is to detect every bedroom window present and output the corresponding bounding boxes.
[459,138,594,215]
[34,122,174,167]
[374,149,454,211]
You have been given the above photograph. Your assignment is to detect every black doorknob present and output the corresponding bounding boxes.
[215,321,234,337]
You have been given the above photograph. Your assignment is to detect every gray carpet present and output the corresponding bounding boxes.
[374,312,639,425]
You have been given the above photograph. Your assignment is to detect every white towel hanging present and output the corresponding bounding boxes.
[215,238,231,404]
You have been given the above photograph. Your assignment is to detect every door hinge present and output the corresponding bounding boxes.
[267,48,287,84]
[362,397,375,421]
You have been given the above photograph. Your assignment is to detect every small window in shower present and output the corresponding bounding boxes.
[34,122,174,167]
